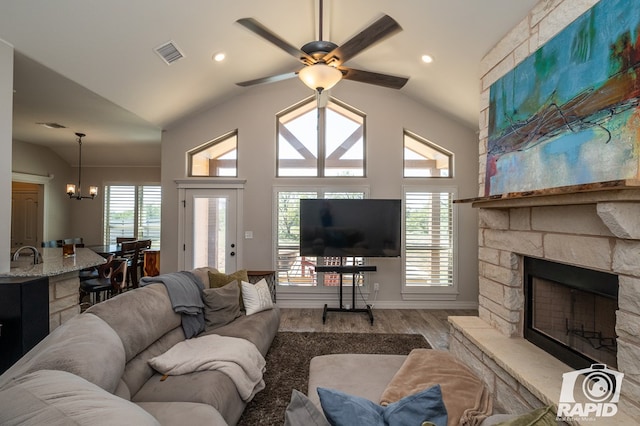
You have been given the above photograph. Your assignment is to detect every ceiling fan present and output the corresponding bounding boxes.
[235,0,408,94]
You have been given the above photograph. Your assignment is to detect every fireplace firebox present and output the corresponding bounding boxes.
[524,257,618,370]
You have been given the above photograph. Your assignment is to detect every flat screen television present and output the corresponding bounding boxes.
[299,199,402,257]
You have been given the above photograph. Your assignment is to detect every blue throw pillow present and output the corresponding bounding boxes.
[317,384,448,426]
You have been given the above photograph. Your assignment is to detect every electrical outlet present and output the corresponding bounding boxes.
[373,282,379,291]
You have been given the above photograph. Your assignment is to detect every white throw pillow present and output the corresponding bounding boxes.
[241,279,274,315]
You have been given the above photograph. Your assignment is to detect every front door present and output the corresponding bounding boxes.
[183,189,238,273]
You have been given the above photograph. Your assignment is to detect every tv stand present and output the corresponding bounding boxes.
[316,264,377,325]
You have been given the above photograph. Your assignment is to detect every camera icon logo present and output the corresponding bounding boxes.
[557,364,624,420]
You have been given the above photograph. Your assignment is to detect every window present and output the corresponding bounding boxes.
[403,130,452,177]
[404,188,456,289]
[104,185,161,247]
[188,130,237,177]
[277,98,365,177]
[275,188,365,287]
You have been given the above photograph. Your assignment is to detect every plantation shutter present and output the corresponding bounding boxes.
[138,186,162,243]
[104,185,136,244]
[104,185,161,246]
[405,191,454,286]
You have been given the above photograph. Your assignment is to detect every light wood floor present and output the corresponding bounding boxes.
[278,308,478,350]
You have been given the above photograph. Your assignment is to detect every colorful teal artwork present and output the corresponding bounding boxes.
[486,0,640,196]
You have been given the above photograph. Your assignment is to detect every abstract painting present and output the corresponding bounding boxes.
[486,0,640,196]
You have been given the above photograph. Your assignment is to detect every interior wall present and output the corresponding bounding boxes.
[161,78,480,307]
[0,41,12,272]
[12,139,73,242]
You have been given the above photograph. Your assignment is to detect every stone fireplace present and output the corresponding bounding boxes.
[449,188,640,423]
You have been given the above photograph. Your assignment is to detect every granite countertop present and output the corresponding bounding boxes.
[3,247,106,277]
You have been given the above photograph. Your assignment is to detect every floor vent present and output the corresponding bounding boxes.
[154,41,185,65]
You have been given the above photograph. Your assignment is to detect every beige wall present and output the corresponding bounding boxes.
[0,40,12,272]
[161,78,480,307]
[13,140,73,241]
[12,139,160,247]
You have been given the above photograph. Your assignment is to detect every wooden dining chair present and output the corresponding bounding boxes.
[79,257,127,305]
[116,237,137,244]
[135,239,152,278]
[79,254,114,282]
[119,241,139,288]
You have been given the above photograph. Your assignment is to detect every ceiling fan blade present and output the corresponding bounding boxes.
[236,71,299,87]
[323,14,401,66]
[236,18,315,64]
[340,67,408,90]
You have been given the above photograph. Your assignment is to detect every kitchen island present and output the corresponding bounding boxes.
[2,247,105,331]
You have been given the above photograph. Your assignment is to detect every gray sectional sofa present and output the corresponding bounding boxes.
[0,267,281,426]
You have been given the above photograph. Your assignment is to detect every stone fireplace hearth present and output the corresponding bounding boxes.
[449,187,640,424]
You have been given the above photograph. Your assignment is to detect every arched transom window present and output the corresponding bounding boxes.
[277,97,365,177]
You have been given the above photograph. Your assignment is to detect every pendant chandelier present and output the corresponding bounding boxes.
[66,132,98,200]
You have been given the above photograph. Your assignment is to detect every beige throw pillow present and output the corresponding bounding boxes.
[241,279,274,315]
[208,269,249,310]
[202,281,242,330]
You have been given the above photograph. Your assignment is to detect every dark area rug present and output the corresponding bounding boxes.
[237,331,431,425]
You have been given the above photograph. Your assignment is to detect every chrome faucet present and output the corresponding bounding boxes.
[12,246,42,265]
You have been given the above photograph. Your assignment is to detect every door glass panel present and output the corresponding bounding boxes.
[193,196,228,272]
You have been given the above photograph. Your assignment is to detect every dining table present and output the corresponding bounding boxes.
[87,244,124,257]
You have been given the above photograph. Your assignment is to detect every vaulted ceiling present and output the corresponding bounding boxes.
[0,0,538,166]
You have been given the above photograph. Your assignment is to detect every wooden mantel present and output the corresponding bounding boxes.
[455,179,640,209]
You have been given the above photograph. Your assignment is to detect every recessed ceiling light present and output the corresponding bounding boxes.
[213,52,226,62]
[421,54,434,64]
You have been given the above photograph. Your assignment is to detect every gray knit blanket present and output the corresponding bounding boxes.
[140,271,205,338]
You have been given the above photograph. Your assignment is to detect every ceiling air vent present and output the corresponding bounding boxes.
[155,41,185,65]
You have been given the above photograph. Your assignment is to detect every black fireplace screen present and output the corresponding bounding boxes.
[524,257,618,370]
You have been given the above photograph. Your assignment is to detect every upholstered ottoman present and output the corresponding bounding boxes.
[307,353,407,408]
[307,350,495,426]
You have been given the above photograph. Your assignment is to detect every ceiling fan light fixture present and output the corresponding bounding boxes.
[298,63,342,92]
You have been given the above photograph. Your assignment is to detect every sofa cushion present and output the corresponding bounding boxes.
[241,279,274,315]
[202,305,280,356]
[132,370,245,426]
[0,370,160,426]
[202,281,242,329]
[136,401,227,426]
[208,269,248,309]
[191,266,218,288]
[122,326,186,397]
[317,385,448,426]
[87,283,181,361]
[0,313,125,394]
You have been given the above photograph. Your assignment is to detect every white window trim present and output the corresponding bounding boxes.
[401,185,459,301]
[272,184,371,297]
